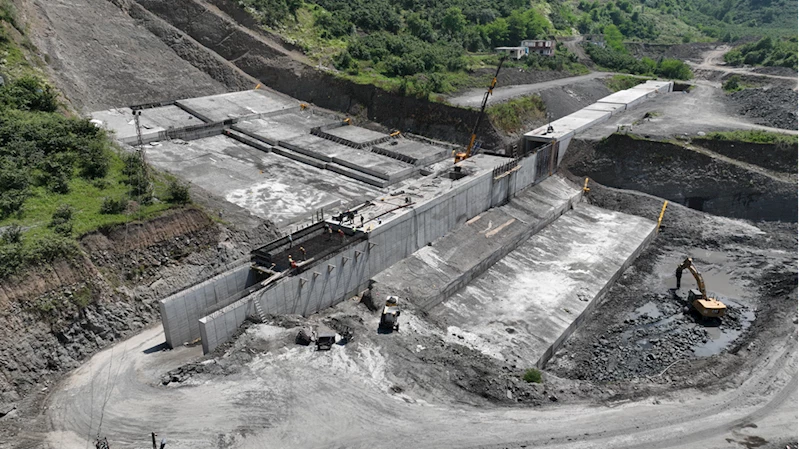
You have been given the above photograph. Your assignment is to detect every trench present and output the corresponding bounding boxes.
[565,134,798,222]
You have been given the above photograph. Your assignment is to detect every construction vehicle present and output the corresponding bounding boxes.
[378,296,401,332]
[675,257,727,318]
[296,325,337,350]
[315,326,337,350]
[454,56,506,163]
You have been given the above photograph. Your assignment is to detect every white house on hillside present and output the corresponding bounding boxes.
[494,46,527,60]
[521,39,554,56]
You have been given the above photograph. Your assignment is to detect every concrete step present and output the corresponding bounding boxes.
[224,129,272,153]
[428,203,658,369]
[325,162,389,188]
[372,175,584,312]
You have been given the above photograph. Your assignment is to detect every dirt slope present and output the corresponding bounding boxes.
[18,0,228,111]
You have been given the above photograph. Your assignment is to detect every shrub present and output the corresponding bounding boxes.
[100,196,128,215]
[0,76,59,112]
[1,223,21,244]
[487,95,546,133]
[49,204,73,236]
[722,75,741,92]
[523,368,542,383]
[0,242,23,278]
[122,151,152,203]
[0,160,29,218]
[78,140,111,179]
[24,235,78,264]
[167,179,191,204]
[656,58,692,80]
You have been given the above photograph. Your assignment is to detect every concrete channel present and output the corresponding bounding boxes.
[91,79,674,357]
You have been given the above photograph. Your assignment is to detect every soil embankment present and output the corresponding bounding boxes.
[565,134,797,222]
[19,0,229,112]
[0,207,278,430]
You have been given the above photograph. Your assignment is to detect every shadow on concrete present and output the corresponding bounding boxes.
[142,342,169,354]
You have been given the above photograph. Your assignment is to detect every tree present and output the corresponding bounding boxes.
[441,7,466,37]
[603,24,625,53]
[484,17,510,46]
[407,12,434,42]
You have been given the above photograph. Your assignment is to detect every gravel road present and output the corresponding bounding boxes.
[30,311,795,449]
[447,72,615,108]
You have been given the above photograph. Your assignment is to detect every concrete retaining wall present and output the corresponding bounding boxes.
[160,263,260,347]
[196,152,549,353]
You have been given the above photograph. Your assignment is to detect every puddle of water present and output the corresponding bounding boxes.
[652,251,749,301]
[692,298,756,357]
[629,302,663,320]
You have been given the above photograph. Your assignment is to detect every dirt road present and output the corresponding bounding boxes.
[30,305,795,449]
[688,45,798,82]
[578,83,798,141]
[447,72,615,108]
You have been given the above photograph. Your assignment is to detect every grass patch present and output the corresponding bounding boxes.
[604,74,649,92]
[486,95,546,134]
[698,130,798,146]
[1,149,172,244]
[523,368,542,383]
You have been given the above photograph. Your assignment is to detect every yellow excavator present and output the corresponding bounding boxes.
[675,257,727,318]
[454,56,506,163]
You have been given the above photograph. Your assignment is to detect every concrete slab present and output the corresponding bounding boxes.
[597,88,654,109]
[582,102,626,116]
[640,80,673,93]
[325,126,389,145]
[233,112,335,146]
[282,134,416,181]
[428,203,657,367]
[176,90,299,123]
[91,105,203,142]
[144,135,377,227]
[373,175,583,310]
[525,108,612,142]
[372,139,450,166]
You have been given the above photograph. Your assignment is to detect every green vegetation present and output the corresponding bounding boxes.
[605,74,648,92]
[486,95,546,133]
[724,36,797,70]
[721,75,744,92]
[523,368,543,383]
[698,130,798,146]
[238,0,795,94]
[239,0,586,96]
[0,7,183,279]
[584,43,693,80]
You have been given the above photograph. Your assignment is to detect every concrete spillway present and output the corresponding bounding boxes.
[91,82,671,357]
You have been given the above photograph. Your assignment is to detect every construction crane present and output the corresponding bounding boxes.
[675,257,727,318]
[454,55,507,163]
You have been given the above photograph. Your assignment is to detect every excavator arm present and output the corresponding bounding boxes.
[675,257,707,299]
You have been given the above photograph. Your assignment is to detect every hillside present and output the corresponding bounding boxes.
[235,0,798,94]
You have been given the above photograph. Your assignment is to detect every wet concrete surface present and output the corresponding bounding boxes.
[428,203,656,367]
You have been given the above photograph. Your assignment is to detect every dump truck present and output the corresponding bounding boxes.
[675,257,727,318]
[379,296,401,332]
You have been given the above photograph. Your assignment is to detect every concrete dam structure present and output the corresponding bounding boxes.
[92,80,671,357]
